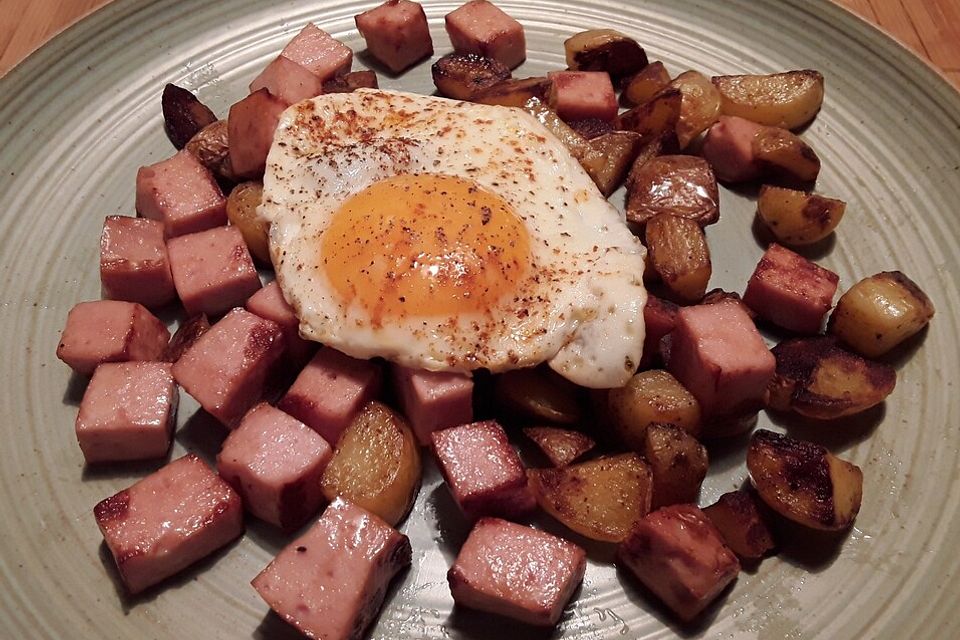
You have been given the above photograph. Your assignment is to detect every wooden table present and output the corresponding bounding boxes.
[1,0,958,90]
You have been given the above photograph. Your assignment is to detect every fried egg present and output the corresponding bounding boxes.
[260,89,646,388]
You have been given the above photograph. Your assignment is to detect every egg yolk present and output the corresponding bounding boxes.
[321,174,531,324]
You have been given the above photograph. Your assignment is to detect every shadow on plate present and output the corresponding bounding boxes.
[175,408,229,464]
[62,371,89,406]
[881,323,931,369]
[426,483,472,561]
[253,611,303,640]
[766,403,885,451]
[446,603,558,640]
[81,457,169,481]
[750,215,836,260]
[245,515,301,558]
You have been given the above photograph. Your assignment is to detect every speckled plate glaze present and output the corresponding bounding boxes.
[1,1,958,638]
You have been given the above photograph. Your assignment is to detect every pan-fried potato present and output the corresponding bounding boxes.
[622,61,671,107]
[753,127,820,183]
[321,401,422,526]
[643,423,708,508]
[521,97,591,158]
[747,429,862,531]
[757,185,845,245]
[563,29,648,81]
[185,120,237,183]
[523,426,595,467]
[616,88,682,143]
[321,70,378,93]
[567,117,614,140]
[494,367,584,425]
[644,213,712,303]
[828,271,935,357]
[162,83,218,150]
[474,76,552,107]
[578,131,642,196]
[712,70,824,130]
[668,71,722,148]
[702,490,776,560]
[225,181,270,264]
[431,52,511,100]
[605,370,701,450]
[626,154,718,227]
[624,132,681,190]
[529,453,653,542]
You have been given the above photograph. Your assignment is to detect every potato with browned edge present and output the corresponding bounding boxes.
[605,370,702,450]
[564,29,648,81]
[626,155,719,228]
[616,88,682,144]
[162,83,217,150]
[186,120,237,183]
[753,127,820,183]
[523,426,595,468]
[645,213,712,303]
[225,181,270,265]
[668,71,722,148]
[321,401,421,527]
[624,131,681,191]
[494,367,584,425]
[643,423,708,509]
[702,490,776,560]
[529,453,653,542]
[520,97,591,158]
[432,52,511,100]
[622,61,671,107]
[757,185,845,245]
[748,429,862,531]
[828,271,935,357]
[713,70,824,130]
[578,131,642,196]
[321,70,378,93]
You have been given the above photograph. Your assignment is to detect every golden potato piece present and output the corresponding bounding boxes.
[494,367,583,425]
[616,87,682,144]
[624,131,680,191]
[225,181,270,265]
[431,52,511,100]
[702,490,775,560]
[643,423,708,508]
[523,426,595,467]
[186,120,237,183]
[474,76,552,107]
[753,127,820,183]
[713,70,824,130]
[563,29,648,80]
[622,61,670,107]
[605,369,701,450]
[757,185,845,245]
[578,131,642,196]
[529,453,653,542]
[747,429,862,531]
[321,401,422,526]
[645,213,712,303]
[520,97,590,158]
[668,71,722,148]
[828,271,935,357]
[625,154,719,227]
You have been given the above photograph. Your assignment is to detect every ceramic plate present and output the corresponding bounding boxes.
[1,0,958,638]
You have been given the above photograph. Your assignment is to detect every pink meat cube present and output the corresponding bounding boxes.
[431,420,534,521]
[668,301,775,419]
[445,0,526,69]
[252,498,411,640]
[640,294,678,368]
[100,216,176,308]
[618,504,740,621]
[547,71,618,122]
[702,116,765,183]
[391,364,473,445]
[448,517,586,626]
[355,0,433,73]
[76,362,178,464]
[245,281,317,368]
[277,347,382,444]
[94,454,243,594]
[135,149,227,238]
[172,308,285,426]
[250,23,353,104]
[57,300,170,375]
[166,226,262,317]
[743,243,840,334]
[218,403,332,531]
[228,88,289,179]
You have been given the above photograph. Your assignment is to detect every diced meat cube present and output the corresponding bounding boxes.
[448,517,586,626]
[668,301,775,419]
[172,308,285,426]
[252,498,411,640]
[445,0,526,69]
[702,490,775,561]
[76,362,178,464]
[135,149,227,237]
[355,0,433,73]
[228,88,289,179]
[94,454,243,594]
[245,281,317,368]
[277,347,382,444]
[431,420,534,520]
[391,364,473,445]
[618,504,740,621]
[99,216,176,308]
[249,24,353,104]
[57,300,170,375]
[547,71,618,122]
[702,116,765,183]
[167,226,262,317]
[743,243,840,334]
[218,403,332,531]
[640,294,678,368]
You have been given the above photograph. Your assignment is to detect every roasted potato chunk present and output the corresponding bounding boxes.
[616,88,682,144]
[523,426,595,467]
[321,401,422,526]
[626,155,719,228]
[520,97,590,158]
[564,29,648,81]
[644,214,712,303]
[578,131,642,196]
[828,271,935,357]
[605,370,702,450]
[747,429,862,531]
[624,131,681,191]
[529,453,653,542]
[186,120,237,183]
[474,76,552,107]
[225,181,270,265]
[567,117,614,140]
[753,127,820,183]
[494,366,584,425]
[768,337,896,418]
[668,71,722,148]
[643,423,708,508]
[162,83,217,150]
[713,70,824,130]
[702,490,776,560]
[432,52,511,100]
[321,70,379,93]
[757,185,845,245]
[622,61,671,107]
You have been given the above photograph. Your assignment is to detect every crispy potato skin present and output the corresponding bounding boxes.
[643,423,708,508]
[606,370,702,450]
[473,76,552,107]
[321,70,378,93]
[494,367,584,425]
[521,97,591,158]
[828,271,935,357]
[702,490,776,560]
[186,120,237,183]
[617,88,682,144]
[757,185,845,245]
[644,214,712,303]
[529,453,653,542]
[162,83,218,150]
[747,429,862,531]
[225,181,270,265]
[626,155,719,228]
[432,52,511,100]
[752,127,821,184]
[578,131,642,196]
[669,71,722,148]
[712,70,824,130]
[523,426,595,467]
[622,61,671,107]
[564,29,648,80]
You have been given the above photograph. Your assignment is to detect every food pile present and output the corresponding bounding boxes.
[55,0,935,637]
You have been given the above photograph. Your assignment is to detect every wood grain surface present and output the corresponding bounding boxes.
[1,0,958,90]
